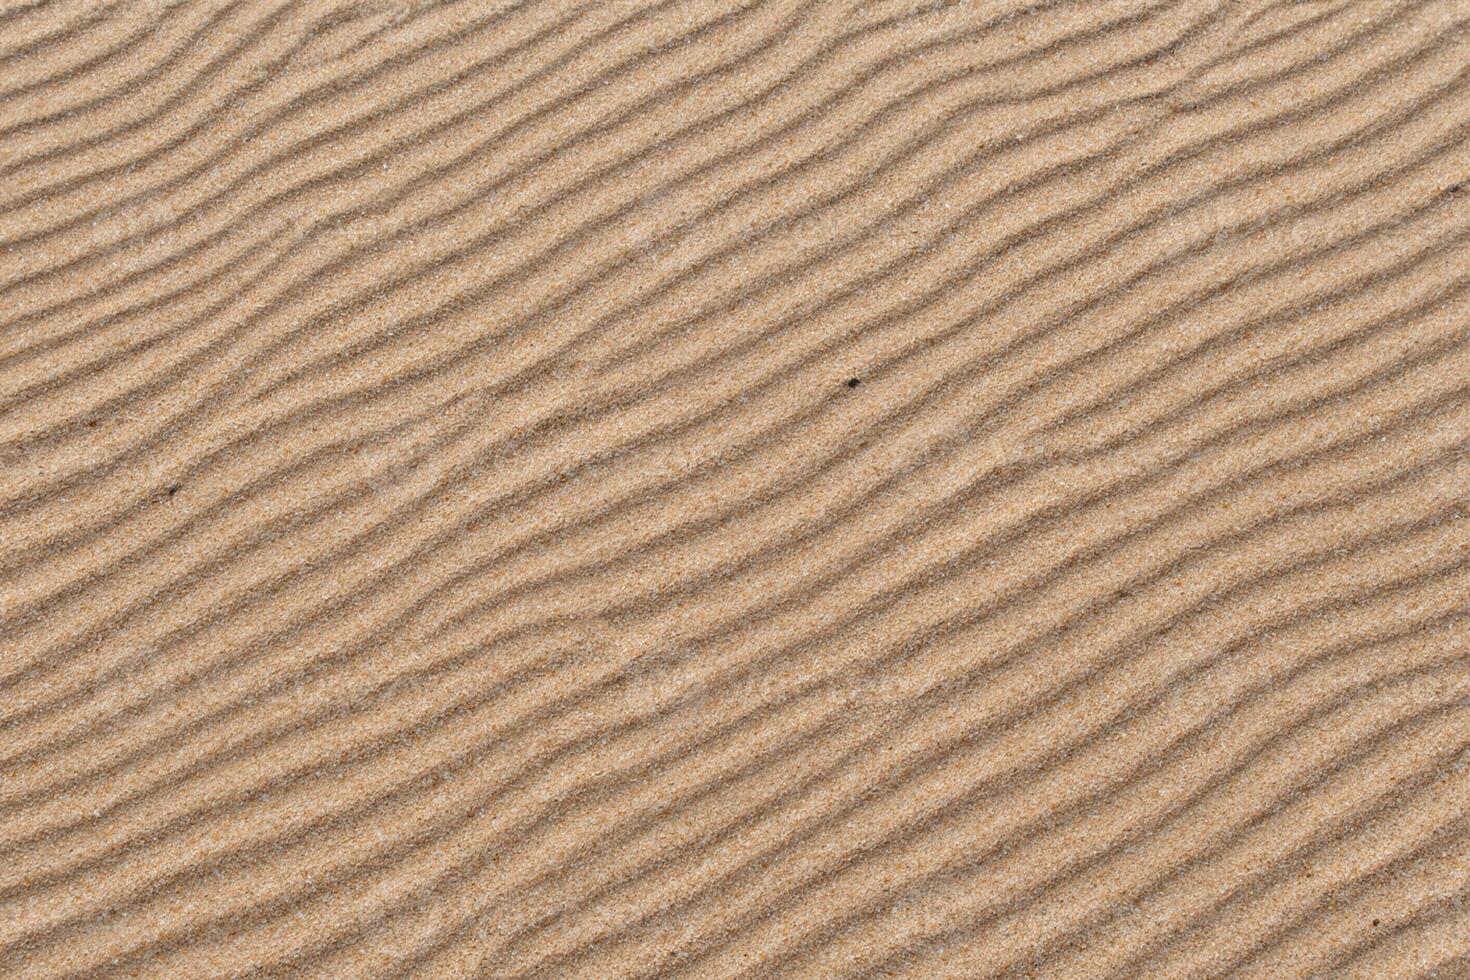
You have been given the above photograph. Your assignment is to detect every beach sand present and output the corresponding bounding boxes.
[2,0,1469,975]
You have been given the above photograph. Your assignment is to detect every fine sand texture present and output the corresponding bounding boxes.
[3,0,1470,976]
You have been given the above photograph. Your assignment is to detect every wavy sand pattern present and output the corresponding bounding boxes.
[2,0,1469,975]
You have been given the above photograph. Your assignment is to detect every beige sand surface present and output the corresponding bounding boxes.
[2,0,1469,975]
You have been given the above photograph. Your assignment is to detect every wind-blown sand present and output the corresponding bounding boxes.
[2,0,1469,975]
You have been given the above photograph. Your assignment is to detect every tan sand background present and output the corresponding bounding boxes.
[2,0,1469,975]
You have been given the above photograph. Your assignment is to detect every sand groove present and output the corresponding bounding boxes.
[2,0,1468,976]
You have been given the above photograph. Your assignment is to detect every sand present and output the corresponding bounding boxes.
[1,0,1469,975]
